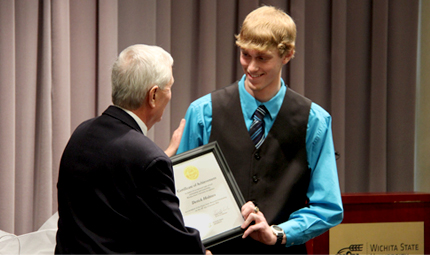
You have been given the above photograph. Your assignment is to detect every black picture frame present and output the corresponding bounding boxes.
[170,141,246,248]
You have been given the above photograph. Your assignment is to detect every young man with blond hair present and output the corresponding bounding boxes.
[178,6,343,254]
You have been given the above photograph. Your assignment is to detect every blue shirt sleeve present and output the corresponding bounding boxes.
[280,102,343,246]
[177,94,212,154]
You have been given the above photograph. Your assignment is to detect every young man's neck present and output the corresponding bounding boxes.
[245,79,282,103]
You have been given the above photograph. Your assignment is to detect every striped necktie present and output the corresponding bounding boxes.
[249,105,268,149]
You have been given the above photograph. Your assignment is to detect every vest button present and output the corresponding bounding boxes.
[252,175,258,183]
[254,153,261,160]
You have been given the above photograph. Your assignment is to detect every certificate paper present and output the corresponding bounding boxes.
[171,142,245,248]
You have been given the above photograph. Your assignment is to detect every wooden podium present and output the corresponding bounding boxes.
[306,192,430,254]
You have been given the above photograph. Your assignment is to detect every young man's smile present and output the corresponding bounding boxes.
[240,47,290,102]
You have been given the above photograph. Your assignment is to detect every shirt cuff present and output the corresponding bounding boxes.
[279,220,303,247]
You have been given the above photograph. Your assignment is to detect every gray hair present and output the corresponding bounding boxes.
[111,44,173,110]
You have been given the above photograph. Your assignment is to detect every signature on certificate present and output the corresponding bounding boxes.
[214,206,229,217]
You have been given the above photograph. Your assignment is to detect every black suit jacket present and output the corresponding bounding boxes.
[55,106,205,254]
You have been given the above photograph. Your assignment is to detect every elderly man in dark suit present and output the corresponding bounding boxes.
[55,44,207,254]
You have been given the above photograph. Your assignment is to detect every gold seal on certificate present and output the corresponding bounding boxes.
[184,166,199,180]
[171,142,245,248]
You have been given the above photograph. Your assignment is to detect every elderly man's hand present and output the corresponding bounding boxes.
[164,119,186,157]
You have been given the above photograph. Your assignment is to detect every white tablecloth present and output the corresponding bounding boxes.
[0,212,58,255]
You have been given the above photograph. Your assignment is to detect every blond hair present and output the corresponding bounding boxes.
[235,6,296,57]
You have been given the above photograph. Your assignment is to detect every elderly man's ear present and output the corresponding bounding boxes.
[147,85,159,108]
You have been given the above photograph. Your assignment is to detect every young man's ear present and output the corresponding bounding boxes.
[282,50,294,64]
[147,85,159,108]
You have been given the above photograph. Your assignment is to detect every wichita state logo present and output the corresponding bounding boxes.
[336,244,364,255]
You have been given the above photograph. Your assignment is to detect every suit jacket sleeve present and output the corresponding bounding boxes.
[132,154,205,254]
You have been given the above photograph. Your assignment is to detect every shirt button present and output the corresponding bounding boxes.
[254,153,260,160]
[252,175,259,183]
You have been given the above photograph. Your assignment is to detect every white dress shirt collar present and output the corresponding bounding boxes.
[114,105,148,135]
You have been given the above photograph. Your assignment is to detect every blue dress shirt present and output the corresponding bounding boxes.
[177,75,343,247]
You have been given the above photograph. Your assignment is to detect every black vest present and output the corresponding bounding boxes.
[209,82,311,254]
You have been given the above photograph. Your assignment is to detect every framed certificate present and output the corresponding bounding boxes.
[171,141,245,248]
